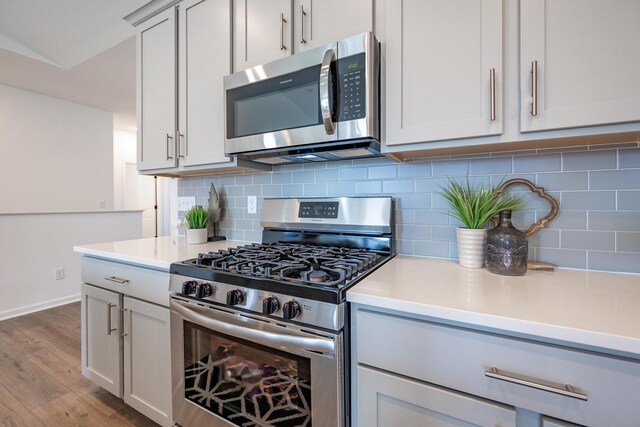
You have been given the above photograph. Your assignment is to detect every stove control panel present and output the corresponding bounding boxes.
[298,201,339,219]
[171,274,346,330]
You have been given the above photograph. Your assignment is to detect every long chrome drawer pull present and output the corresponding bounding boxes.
[485,367,587,401]
[107,303,117,336]
[104,276,129,284]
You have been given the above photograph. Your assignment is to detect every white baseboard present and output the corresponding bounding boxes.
[0,294,81,321]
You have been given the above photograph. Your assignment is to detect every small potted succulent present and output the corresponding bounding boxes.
[439,178,524,268]
[184,206,209,245]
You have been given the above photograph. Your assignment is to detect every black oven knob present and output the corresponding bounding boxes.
[282,301,301,320]
[262,297,280,315]
[226,289,245,306]
[194,283,213,299]
[181,280,198,295]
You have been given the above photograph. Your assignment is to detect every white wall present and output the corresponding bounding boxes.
[0,84,114,213]
[0,211,142,320]
[113,128,137,210]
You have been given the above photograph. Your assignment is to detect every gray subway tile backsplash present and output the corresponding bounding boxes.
[179,141,640,274]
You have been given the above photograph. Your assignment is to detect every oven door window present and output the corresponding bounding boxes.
[183,321,312,427]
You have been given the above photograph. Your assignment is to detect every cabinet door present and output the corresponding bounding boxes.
[384,0,502,146]
[178,0,232,167]
[233,0,292,71]
[356,365,516,427]
[520,0,640,132]
[123,297,172,427]
[293,0,373,52]
[541,416,581,427]
[81,284,123,397]
[137,8,177,171]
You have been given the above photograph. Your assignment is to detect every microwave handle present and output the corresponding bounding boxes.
[319,48,337,135]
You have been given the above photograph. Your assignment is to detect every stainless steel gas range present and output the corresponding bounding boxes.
[169,196,394,427]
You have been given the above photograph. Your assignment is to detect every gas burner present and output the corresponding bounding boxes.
[187,243,386,288]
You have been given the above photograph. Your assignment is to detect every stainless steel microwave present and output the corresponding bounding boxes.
[224,32,380,164]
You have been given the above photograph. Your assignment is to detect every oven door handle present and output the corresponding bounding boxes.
[172,299,336,355]
[319,48,336,135]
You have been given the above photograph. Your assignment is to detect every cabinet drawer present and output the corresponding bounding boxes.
[356,309,640,426]
[81,257,169,307]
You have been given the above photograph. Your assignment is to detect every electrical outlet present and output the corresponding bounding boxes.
[247,196,257,214]
[54,268,65,280]
[177,197,196,211]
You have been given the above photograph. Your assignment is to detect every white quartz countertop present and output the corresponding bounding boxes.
[348,256,640,357]
[74,236,249,270]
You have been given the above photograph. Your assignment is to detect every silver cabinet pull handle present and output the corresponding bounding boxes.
[485,367,587,401]
[531,60,538,116]
[280,13,287,50]
[104,276,129,284]
[177,131,185,158]
[121,308,129,337]
[107,303,117,335]
[300,5,307,44]
[319,48,336,135]
[166,133,174,160]
[489,68,496,121]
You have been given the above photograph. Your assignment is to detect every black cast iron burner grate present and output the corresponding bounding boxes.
[184,353,311,427]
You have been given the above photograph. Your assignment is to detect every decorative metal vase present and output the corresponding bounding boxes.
[485,210,528,276]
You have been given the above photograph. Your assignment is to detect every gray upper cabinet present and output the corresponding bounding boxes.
[233,0,374,71]
[383,0,503,146]
[520,0,640,132]
[233,0,292,72]
[178,0,232,167]
[137,9,177,171]
[136,0,239,174]
[293,0,373,53]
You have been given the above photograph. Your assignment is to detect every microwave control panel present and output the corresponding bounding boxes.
[338,53,366,122]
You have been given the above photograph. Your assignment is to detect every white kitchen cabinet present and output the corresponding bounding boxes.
[178,0,232,167]
[81,283,123,397]
[80,258,172,427]
[123,296,172,427]
[293,0,373,52]
[233,0,292,71]
[384,0,503,146]
[520,0,640,132]
[137,8,177,171]
[351,304,640,426]
[233,0,374,71]
[135,0,263,176]
[357,364,516,427]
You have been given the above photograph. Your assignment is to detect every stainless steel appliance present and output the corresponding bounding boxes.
[169,196,394,427]
[224,33,380,164]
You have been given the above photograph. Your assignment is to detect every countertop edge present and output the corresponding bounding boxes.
[73,246,171,271]
[347,292,640,358]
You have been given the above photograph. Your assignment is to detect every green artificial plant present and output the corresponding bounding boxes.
[439,178,525,229]
[184,206,209,229]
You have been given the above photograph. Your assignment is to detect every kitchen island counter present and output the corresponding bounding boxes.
[74,236,249,270]
[348,255,640,358]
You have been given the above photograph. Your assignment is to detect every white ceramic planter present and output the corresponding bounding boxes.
[456,228,487,269]
[186,228,208,245]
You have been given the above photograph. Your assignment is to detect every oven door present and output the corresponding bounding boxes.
[170,297,343,427]
[224,42,339,156]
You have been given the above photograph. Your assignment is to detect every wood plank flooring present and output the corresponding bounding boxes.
[0,302,158,426]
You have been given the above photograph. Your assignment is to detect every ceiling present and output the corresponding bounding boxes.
[0,0,149,131]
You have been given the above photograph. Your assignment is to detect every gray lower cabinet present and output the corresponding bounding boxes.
[357,364,516,426]
[80,259,172,427]
[351,304,640,426]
